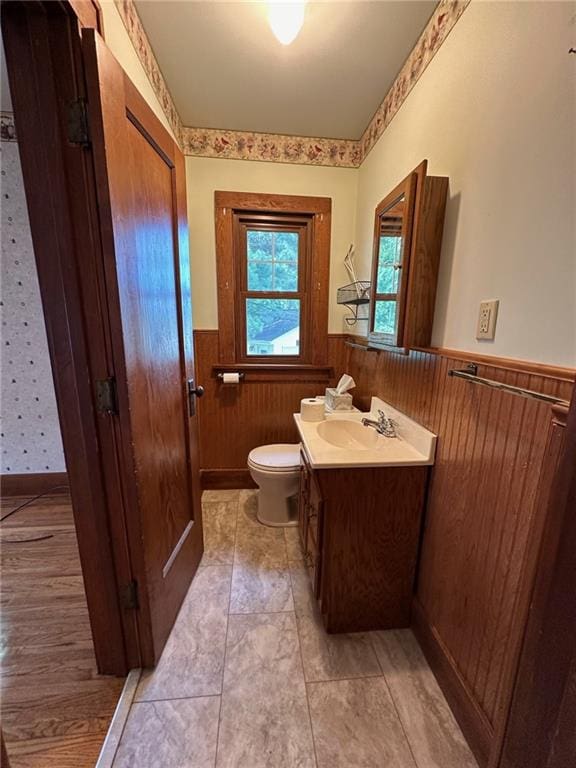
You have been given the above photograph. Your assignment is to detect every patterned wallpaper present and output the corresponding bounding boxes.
[0,131,66,474]
[180,127,360,168]
[116,0,471,168]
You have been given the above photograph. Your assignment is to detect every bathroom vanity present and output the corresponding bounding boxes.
[295,398,436,633]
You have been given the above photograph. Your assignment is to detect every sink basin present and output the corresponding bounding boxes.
[295,397,436,468]
[316,419,380,450]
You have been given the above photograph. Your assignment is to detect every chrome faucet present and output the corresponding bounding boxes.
[361,409,398,438]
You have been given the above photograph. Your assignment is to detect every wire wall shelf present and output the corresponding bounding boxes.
[337,281,371,326]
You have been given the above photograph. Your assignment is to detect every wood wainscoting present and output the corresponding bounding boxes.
[345,341,574,766]
[194,327,575,763]
[194,331,348,483]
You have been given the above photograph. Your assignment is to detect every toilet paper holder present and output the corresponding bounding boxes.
[217,372,245,382]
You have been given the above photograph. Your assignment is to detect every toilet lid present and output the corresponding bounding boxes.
[248,444,301,471]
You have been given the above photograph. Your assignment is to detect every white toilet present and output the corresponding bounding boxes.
[247,444,301,527]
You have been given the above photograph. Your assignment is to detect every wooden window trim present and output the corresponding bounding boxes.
[215,191,331,368]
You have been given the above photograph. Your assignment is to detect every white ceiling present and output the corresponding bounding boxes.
[135,1,436,140]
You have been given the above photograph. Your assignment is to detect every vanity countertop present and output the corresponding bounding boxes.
[294,397,437,469]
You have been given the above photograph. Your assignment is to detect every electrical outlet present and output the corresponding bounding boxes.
[476,299,499,340]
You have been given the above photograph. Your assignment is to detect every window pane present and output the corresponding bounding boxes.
[247,230,299,291]
[376,236,402,294]
[274,232,299,261]
[246,298,300,356]
[374,300,397,336]
[246,230,273,260]
[247,261,273,290]
[274,261,298,291]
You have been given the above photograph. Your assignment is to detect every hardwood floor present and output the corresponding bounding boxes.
[0,493,124,768]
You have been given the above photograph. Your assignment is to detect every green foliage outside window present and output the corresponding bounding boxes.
[374,300,397,336]
[376,236,402,294]
[247,230,298,292]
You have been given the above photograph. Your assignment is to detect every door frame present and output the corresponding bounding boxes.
[1,0,139,675]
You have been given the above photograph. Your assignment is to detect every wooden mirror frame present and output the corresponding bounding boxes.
[367,160,448,353]
[368,170,418,351]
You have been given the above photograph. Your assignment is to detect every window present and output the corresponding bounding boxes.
[240,217,309,360]
[215,192,331,370]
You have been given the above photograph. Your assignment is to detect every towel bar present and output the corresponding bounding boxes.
[448,364,569,407]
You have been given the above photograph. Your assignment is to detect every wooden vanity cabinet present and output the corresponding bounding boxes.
[298,448,429,633]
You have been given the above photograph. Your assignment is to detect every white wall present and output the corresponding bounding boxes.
[186,157,358,333]
[353,1,575,366]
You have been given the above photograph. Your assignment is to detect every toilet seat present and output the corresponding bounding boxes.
[248,444,300,473]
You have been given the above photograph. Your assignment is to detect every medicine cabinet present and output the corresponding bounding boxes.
[368,160,448,351]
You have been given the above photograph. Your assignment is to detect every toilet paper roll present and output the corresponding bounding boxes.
[300,397,325,422]
[222,372,240,384]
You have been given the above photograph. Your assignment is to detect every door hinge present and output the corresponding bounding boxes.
[120,579,139,610]
[96,377,118,415]
[67,98,90,147]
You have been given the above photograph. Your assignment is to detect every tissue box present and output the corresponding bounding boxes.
[325,388,353,411]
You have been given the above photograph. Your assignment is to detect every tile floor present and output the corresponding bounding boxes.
[112,490,478,768]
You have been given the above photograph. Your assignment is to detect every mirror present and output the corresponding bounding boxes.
[368,172,417,350]
[367,161,448,352]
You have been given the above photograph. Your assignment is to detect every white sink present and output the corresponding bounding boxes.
[294,396,437,469]
[317,419,379,450]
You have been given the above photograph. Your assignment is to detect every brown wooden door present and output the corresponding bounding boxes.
[82,29,203,665]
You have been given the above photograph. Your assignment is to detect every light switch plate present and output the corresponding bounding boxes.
[476,299,499,340]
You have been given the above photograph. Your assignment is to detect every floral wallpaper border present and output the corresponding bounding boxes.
[359,0,471,162]
[180,127,361,168]
[115,0,183,143]
[121,1,469,167]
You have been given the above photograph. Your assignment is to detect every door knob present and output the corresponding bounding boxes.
[189,383,204,398]
[187,379,204,416]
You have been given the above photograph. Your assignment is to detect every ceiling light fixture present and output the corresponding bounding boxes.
[267,1,306,46]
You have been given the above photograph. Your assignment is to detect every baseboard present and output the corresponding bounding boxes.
[411,598,493,767]
[0,471,69,497]
[200,469,257,490]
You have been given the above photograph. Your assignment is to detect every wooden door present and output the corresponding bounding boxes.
[82,30,203,665]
